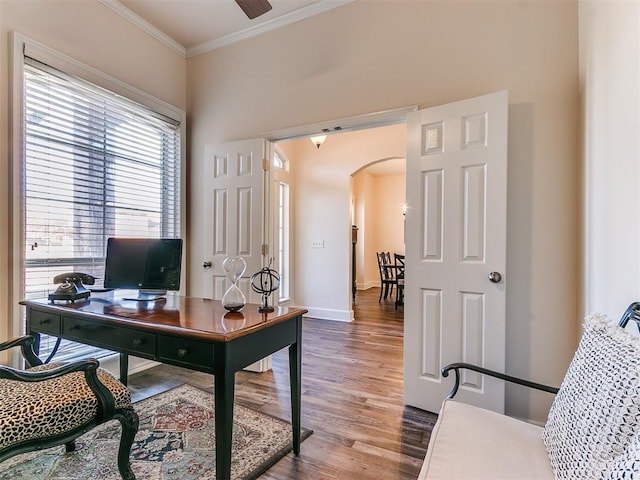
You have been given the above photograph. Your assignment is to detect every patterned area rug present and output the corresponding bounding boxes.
[0,384,311,480]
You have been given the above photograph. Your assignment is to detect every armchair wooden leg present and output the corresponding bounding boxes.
[64,440,76,452]
[116,408,139,480]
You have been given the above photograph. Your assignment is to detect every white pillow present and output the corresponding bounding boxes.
[606,433,640,479]
[542,313,640,479]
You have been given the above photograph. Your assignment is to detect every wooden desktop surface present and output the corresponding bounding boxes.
[20,293,305,342]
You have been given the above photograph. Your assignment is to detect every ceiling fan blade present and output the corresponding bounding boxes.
[235,0,273,19]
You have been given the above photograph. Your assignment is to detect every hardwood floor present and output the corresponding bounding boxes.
[126,287,437,480]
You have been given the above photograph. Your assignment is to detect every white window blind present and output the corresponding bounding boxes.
[23,56,182,362]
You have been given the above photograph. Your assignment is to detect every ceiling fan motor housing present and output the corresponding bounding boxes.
[235,0,272,19]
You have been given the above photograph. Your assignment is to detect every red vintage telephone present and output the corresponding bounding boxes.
[48,272,96,303]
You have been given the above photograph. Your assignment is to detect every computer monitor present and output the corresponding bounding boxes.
[104,238,183,301]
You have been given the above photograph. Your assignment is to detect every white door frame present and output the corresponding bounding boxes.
[264,107,417,321]
[262,106,418,142]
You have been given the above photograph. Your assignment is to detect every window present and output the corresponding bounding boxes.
[277,182,290,301]
[272,150,289,171]
[273,151,284,169]
[272,146,290,302]
[22,56,182,362]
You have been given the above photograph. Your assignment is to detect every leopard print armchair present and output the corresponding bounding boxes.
[0,335,138,479]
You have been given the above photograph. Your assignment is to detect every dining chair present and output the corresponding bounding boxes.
[377,252,396,302]
[394,253,405,309]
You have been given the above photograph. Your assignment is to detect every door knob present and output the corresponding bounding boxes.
[203,261,212,269]
[488,272,502,284]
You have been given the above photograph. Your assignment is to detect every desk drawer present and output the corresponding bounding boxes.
[157,335,213,370]
[29,310,61,335]
[63,317,156,357]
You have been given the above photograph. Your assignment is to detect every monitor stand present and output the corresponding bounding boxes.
[122,289,167,302]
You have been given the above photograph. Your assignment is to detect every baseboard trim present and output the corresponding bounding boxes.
[99,355,159,378]
[128,358,159,375]
[293,305,353,322]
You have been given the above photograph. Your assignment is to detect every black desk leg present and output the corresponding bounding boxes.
[119,353,128,386]
[289,315,302,455]
[214,361,235,480]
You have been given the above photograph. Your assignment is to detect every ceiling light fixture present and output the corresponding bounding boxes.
[310,135,327,149]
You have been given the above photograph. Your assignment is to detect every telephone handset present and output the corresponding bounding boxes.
[48,272,96,303]
[52,272,96,286]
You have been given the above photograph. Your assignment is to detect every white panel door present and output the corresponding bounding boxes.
[404,91,508,414]
[202,139,267,305]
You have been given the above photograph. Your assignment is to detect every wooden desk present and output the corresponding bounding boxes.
[20,294,307,480]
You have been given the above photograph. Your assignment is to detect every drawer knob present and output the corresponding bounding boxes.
[39,318,50,325]
[177,348,188,358]
[68,324,79,331]
[132,338,143,346]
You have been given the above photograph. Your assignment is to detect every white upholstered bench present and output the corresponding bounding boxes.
[418,399,553,479]
[418,304,640,480]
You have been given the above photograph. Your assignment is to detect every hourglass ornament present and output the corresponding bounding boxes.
[221,256,246,312]
[250,263,280,313]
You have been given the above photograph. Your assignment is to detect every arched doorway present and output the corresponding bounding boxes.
[351,157,405,304]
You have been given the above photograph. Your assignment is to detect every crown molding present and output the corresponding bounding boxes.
[98,0,186,57]
[186,0,355,58]
[99,0,354,59]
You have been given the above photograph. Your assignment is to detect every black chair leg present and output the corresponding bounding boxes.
[395,287,404,309]
[65,440,76,452]
[116,408,139,480]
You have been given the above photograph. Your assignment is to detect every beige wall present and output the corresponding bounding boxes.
[580,0,640,319]
[352,171,373,290]
[188,0,579,421]
[372,174,405,258]
[0,1,186,350]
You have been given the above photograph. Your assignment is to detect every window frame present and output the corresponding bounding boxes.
[271,144,291,303]
[9,32,186,364]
